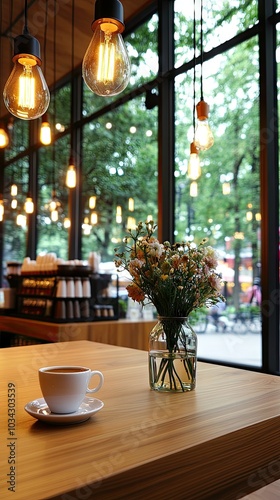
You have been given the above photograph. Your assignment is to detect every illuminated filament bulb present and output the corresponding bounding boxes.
[40,113,52,145]
[127,216,136,230]
[98,29,115,82]
[11,198,17,209]
[66,158,76,188]
[190,181,198,197]
[0,126,9,148]
[116,205,122,223]
[82,0,130,97]
[89,196,96,210]
[188,143,201,180]
[51,209,58,222]
[24,196,34,214]
[90,212,98,225]
[64,217,71,229]
[0,200,4,220]
[11,184,18,197]
[194,100,214,151]
[128,197,134,211]
[19,60,35,109]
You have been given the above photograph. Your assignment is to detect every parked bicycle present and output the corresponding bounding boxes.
[229,305,261,334]
[189,304,261,334]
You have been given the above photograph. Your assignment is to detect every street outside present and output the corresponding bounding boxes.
[197,319,262,367]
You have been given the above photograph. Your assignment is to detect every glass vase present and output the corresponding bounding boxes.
[149,316,197,392]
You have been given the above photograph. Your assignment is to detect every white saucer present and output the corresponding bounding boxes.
[24,397,104,425]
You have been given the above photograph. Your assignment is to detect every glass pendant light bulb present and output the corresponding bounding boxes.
[116,205,122,223]
[90,211,98,225]
[24,195,34,214]
[128,197,134,211]
[3,29,50,120]
[40,113,52,145]
[190,181,198,198]
[89,195,96,209]
[188,142,201,180]
[127,216,136,230]
[17,213,27,227]
[116,205,122,216]
[0,199,4,220]
[11,198,17,209]
[66,157,76,188]
[222,182,231,195]
[64,217,71,229]
[83,217,92,235]
[0,125,9,148]
[194,100,214,151]
[82,0,130,96]
[49,189,61,213]
[49,199,57,212]
[51,209,58,222]
[11,183,18,197]
[246,210,253,221]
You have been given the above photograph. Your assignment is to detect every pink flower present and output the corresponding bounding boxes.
[208,273,222,291]
[204,246,218,268]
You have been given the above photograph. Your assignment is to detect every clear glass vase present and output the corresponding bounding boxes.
[149,316,197,392]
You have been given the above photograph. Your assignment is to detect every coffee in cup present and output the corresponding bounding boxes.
[39,365,104,414]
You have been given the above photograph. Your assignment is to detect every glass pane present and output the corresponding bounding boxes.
[126,13,158,89]
[4,119,29,162]
[175,37,261,367]
[37,137,69,260]
[81,94,158,264]
[48,84,71,133]
[82,14,158,117]
[2,158,29,279]
[174,0,258,68]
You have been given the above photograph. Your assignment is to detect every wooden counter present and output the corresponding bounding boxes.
[1,340,280,499]
[87,317,156,350]
[0,315,156,349]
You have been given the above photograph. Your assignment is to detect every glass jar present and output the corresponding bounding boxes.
[149,316,197,392]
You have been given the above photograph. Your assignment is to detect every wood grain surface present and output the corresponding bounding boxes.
[1,340,280,499]
[242,479,280,499]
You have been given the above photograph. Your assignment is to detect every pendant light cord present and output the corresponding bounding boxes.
[71,0,74,76]
[70,0,75,154]
[43,0,48,76]
[192,0,196,135]
[23,0,29,34]
[0,0,3,116]
[9,0,14,61]
[52,0,57,187]
[200,0,204,102]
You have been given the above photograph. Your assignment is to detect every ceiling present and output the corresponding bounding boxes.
[0,0,155,119]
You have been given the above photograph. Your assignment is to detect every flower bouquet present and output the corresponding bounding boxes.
[115,221,224,392]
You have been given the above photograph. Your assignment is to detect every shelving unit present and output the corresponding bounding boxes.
[5,272,119,323]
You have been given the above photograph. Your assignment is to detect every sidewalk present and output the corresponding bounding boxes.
[197,332,262,367]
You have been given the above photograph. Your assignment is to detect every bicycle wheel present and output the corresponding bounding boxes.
[248,315,262,333]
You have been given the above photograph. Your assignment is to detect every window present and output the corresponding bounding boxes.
[174,1,262,366]
[0,1,279,374]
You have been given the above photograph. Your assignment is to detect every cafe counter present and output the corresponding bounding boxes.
[0,315,156,350]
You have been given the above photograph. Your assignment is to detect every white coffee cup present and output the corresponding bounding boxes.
[39,365,104,414]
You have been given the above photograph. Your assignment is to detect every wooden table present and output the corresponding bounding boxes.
[1,340,280,500]
[0,315,156,349]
